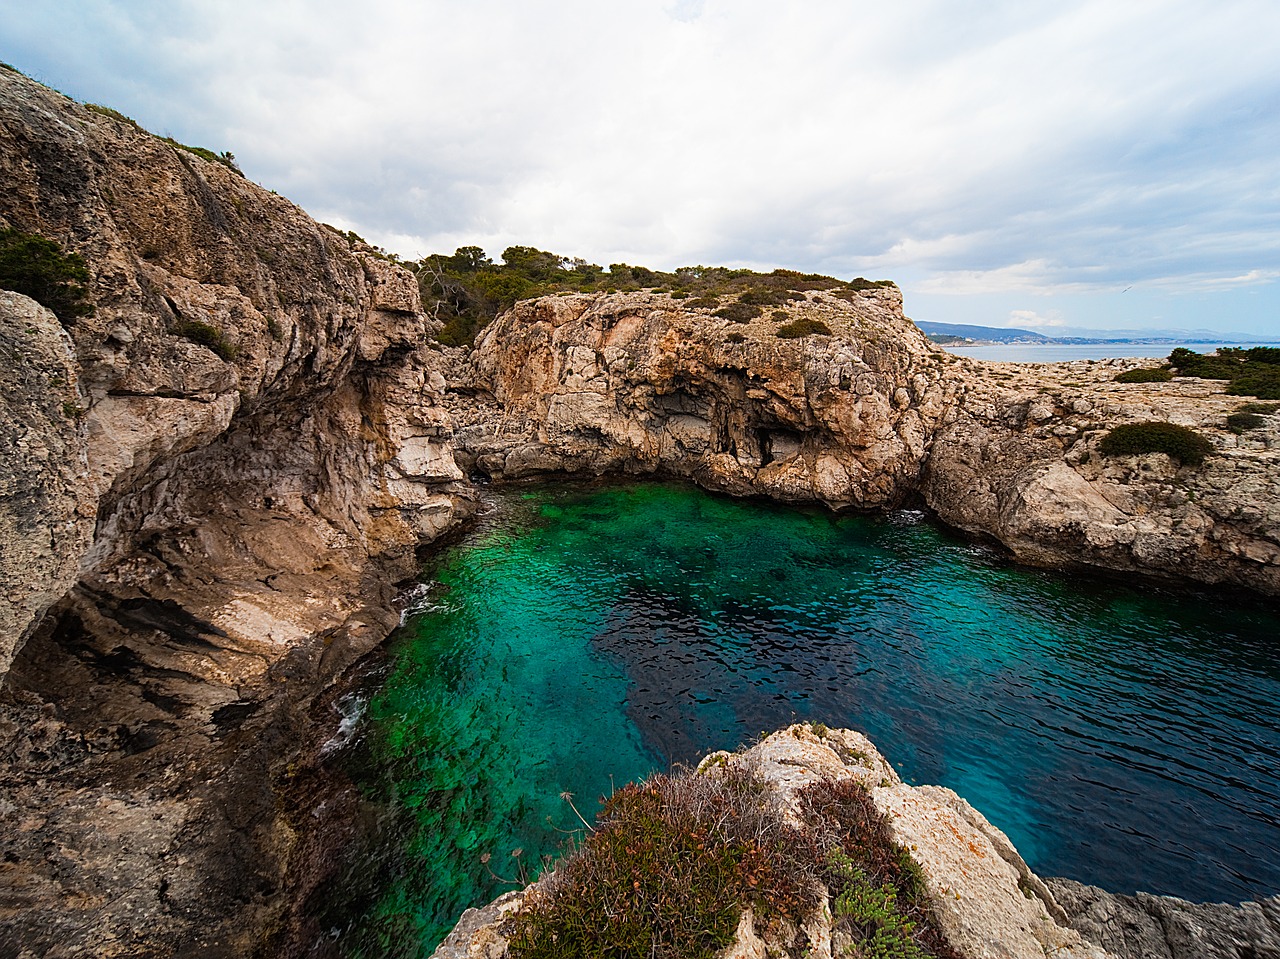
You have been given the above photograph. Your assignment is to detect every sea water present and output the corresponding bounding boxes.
[322,480,1280,957]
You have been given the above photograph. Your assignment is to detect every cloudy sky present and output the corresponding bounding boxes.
[3,1,1279,335]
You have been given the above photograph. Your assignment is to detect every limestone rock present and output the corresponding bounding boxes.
[0,293,92,679]
[430,725,1112,959]
[1048,877,1280,959]
[921,359,1280,595]
[462,289,958,510]
[0,65,474,956]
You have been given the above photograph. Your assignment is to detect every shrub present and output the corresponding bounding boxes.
[687,295,721,309]
[726,331,746,344]
[506,766,818,959]
[714,302,763,324]
[0,227,93,323]
[174,320,237,360]
[1169,347,1280,399]
[776,317,832,339]
[799,779,961,959]
[1097,422,1214,466]
[739,288,799,307]
[1114,367,1173,383]
[1226,369,1280,400]
[1227,412,1265,434]
[1238,402,1280,415]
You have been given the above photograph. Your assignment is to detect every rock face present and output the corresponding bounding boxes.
[0,67,473,955]
[0,291,92,676]
[922,358,1280,595]
[430,725,1111,959]
[457,305,1280,595]
[1048,878,1280,959]
[458,289,959,509]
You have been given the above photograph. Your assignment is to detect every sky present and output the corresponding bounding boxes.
[3,1,1279,337]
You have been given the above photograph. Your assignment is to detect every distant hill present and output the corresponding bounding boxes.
[914,321,1052,343]
[914,319,1276,346]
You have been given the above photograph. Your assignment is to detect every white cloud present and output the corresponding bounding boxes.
[2,0,1279,333]
[1007,309,1067,329]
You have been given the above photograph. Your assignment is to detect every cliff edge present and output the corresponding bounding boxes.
[0,66,472,954]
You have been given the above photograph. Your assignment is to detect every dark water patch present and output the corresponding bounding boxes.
[319,480,1280,957]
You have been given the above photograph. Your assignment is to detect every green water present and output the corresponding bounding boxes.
[323,480,1280,957]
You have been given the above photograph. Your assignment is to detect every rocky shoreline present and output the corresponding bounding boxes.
[2,65,1278,957]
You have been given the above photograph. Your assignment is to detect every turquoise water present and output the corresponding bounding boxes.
[325,480,1280,957]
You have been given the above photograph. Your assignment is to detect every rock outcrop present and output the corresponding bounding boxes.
[922,358,1280,595]
[431,725,1111,959]
[456,300,1280,595]
[0,67,473,955]
[457,288,959,509]
[1048,878,1280,959]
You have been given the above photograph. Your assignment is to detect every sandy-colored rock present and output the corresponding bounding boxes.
[922,358,1280,594]
[0,66,474,956]
[462,289,958,509]
[432,725,1111,959]
[0,293,93,679]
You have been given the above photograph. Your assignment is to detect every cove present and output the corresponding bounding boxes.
[320,480,1280,957]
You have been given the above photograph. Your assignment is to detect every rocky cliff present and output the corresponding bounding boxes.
[431,725,1111,959]
[455,287,958,509]
[0,67,472,954]
[3,62,1279,959]
[456,297,1280,596]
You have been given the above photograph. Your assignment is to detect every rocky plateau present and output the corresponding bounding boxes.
[1,65,1278,958]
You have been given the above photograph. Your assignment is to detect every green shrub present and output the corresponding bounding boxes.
[1097,422,1214,466]
[800,779,961,959]
[174,320,237,360]
[1227,412,1265,434]
[1115,366,1173,383]
[739,288,800,306]
[776,317,832,339]
[1169,347,1280,398]
[0,227,93,323]
[714,302,763,323]
[1226,369,1280,400]
[409,246,893,347]
[1238,402,1280,415]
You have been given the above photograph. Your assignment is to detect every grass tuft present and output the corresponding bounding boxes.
[174,319,237,360]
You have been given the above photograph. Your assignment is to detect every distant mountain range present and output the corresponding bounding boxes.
[914,320,1276,345]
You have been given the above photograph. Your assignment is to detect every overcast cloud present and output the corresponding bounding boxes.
[3,0,1279,334]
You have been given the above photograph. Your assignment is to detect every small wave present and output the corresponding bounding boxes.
[888,509,926,525]
[320,692,368,755]
[397,582,437,626]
